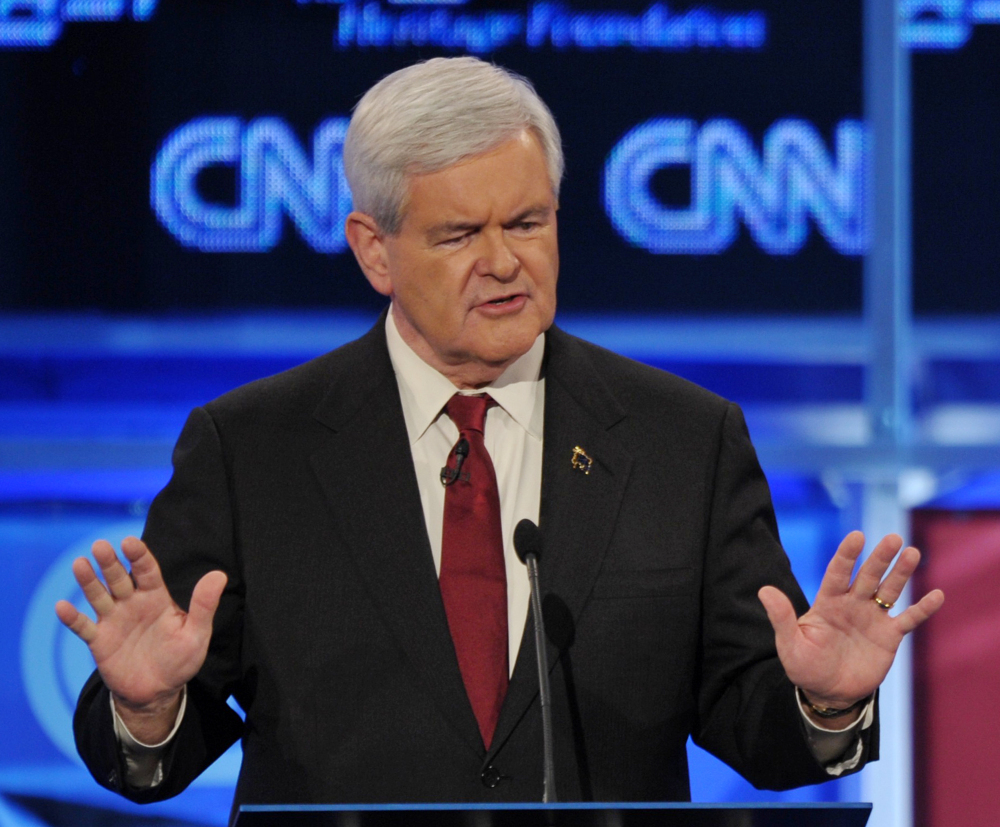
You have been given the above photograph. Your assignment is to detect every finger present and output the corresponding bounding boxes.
[871,546,921,606]
[120,536,166,593]
[850,533,904,599]
[187,571,228,636]
[92,539,135,600]
[895,588,945,635]
[758,585,800,650]
[72,556,115,617]
[55,599,98,644]
[816,530,865,597]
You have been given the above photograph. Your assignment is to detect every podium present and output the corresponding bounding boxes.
[235,802,871,827]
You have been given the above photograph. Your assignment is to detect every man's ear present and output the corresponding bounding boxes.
[345,211,393,297]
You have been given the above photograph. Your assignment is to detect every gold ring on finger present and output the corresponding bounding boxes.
[872,594,894,611]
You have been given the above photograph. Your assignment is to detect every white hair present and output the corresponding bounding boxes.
[343,57,564,235]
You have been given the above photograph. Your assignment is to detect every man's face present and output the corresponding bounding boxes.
[351,130,559,388]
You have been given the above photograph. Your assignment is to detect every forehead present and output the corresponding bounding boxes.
[400,131,554,229]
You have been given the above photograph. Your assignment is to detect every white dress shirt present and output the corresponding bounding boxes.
[384,308,544,672]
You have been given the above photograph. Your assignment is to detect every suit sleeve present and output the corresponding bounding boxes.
[73,406,246,802]
[691,403,878,789]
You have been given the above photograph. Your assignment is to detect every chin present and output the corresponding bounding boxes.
[487,329,542,362]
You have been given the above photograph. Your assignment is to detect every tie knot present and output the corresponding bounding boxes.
[446,393,493,434]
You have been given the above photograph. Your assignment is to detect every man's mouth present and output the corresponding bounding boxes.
[477,293,528,314]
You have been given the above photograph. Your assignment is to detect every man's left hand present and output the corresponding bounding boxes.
[758,531,945,724]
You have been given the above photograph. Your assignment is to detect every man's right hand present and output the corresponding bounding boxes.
[55,536,227,744]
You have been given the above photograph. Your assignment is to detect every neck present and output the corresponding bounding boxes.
[432,360,510,391]
[390,304,516,390]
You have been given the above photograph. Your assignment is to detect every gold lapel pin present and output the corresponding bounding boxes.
[571,446,593,475]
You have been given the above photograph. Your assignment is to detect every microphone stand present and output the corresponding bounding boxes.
[515,519,557,803]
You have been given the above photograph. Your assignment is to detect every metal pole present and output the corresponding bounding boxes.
[860,1,913,826]
[864,0,912,450]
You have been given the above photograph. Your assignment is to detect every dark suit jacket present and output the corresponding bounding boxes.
[74,318,876,812]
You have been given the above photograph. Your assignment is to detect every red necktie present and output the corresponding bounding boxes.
[439,393,508,748]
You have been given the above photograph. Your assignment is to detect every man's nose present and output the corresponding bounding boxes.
[474,230,520,280]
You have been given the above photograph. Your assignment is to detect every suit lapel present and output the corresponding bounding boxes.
[308,319,485,758]
[491,327,634,754]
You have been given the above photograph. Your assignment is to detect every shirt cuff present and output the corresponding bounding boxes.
[110,686,187,788]
[796,688,875,776]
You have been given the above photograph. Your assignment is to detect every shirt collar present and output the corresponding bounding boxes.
[385,306,545,445]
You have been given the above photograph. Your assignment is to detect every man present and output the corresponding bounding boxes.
[57,57,943,813]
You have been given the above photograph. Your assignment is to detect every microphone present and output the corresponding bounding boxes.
[440,438,470,486]
[514,518,557,804]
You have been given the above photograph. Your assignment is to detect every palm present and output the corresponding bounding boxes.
[56,536,226,708]
[85,580,205,705]
[759,531,944,707]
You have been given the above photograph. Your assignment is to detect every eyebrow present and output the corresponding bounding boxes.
[505,205,553,226]
[424,204,553,242]
[425,221,482,242]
